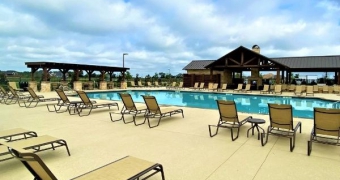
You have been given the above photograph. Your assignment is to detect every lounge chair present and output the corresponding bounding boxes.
[76,91,119,117]
[137,81,144,87]
[198,82,205,90]
[0,128,37,142]
[5,86,31,105]
[46,89,83,114]
[261,104,302,152]
[313,85,319,93]
[208,100,252,141]
[0,135,70,161]
[273,84,282,94]
[308,108,340,156]
[176,82,184,89]
[146,82,153,88]
[0,86,12,103]
[24,87,59,108]
[110,93,147,125]
[219,83,227,92]
[294,86,303,96]
[154,81,162,87]
[142,95,184,128]
[7,147,164,180]
[233,84,243,92]
[242,84,252,93]
[130,81,137,88]
[306,86,314,96]
[8,82,24,91]
[333,85,339,94]
[260,85,269,94]
[167,82,176,89]
[322,85,329,93]
[281,84,287,92]
[209,83,218,91]
[189,82,199,90]
[288,84,295,92]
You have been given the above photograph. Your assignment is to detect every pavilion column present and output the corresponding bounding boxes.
[120,70,127,89]
[99,70,107,90]
[73,69,82,91]
[276,69,280,84]
[40,67,51,92]
[338,72,340,85]
[28,67,39,91]
[208,69,214,89]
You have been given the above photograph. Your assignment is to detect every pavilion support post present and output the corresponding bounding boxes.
[85,70,94,81]
[73,69,82,91]
[28,67,39,91]
[120,70,127,89]
[285,71,289,84]
[99,70,107,90]
[281,70,285,84]
[208,68,213,89]
[338,71,340,85]
[276,69,280,84]
[40,67,52,92]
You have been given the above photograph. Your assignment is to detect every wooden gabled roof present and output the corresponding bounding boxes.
[205,46,288,71]
[182,60,215,70]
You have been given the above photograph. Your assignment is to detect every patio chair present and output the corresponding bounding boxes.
[333,85,339,94]
[0,128,37,142]
[76,91,119,117]
[8,82,23,91]
[294,86,303,96]
[137,81,144,87]
[46,89,83,114]
[208,83,218,91]
[189,82,199,90]
[208,100,252,141]
[233,84,243,92]
[0,135,70,162]
[313,85,319,93]
[198,82,205,90]
[306,86,314,96]
[146,82,153,88]
[219,83,227,92]
[261,104,302,152]
[242,84,252,93]
[24,87,60,108]
[167,82,176,89]
[281,84,287,92]
[288,84,295,92]
[176,82,184,89]
[308,108,340,156]
[273,84,282,94]
[110,93,147,125]
[260,84,269,94]
[154,81,162,87]
[5,86,31,105]
[7,147,164,180]
[130,81,137,88]
[142,95,184,128]
[322,85,329,93]
[0,86,12,103]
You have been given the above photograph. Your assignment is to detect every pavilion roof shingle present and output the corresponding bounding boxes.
[271,55,340,69]
[182,60,215,70]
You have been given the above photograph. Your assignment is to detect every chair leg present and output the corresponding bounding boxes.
[148,116,162,128]
[133,115,147,126]
[307,140,312,156]
[261,126,270,146]
[231,127,240,141]
[208,125,219,137]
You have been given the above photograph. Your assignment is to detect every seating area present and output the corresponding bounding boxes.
[3,84,340,179]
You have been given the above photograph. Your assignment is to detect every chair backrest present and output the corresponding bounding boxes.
[199,83,205,88]
[323,85,328,91]
[7,86,20,98]
[334,85,339,92]
[313,85,319,91]
[221,84,227,90]
[216,100,239,124]
[178,82,183,87]
[213,83,218,89]
[295,86,302,93]
[237,84,242,89]
[289,84,295,90]
[193,82,199,88]
[268,104,294,130]
[8,82,18,90]
[314,108,340,137]
[138,81,143,86]
[275,85,282,93]
[8,147,57,180]
[306,86,313,93]
[171,82,176,87]
[147,82,152,86]
[27,87,40,100]
[76,91,92,106]
[142,95,161,114]
[154,81,159,86]
[55,89,70,103]
[263,85,269,91]
[131,81,136,86]
[119,93,137,111]
[245,84,250,90]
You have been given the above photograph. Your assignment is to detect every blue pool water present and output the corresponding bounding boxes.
[87,90,339,119]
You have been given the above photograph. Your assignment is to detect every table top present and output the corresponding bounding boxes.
[248,118,266,124]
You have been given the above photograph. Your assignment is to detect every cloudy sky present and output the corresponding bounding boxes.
[1,0,340,77]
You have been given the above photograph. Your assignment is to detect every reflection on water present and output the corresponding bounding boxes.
[87,91,339,119]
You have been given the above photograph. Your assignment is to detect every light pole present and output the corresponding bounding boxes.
[123,53,128,68]
[168,69,170,85]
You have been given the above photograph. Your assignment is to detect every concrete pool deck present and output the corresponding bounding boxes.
[1,88,340,180]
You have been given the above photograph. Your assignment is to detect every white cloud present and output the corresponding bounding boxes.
[0,0,340,76]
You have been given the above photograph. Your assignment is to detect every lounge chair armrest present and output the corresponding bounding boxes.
[240,116,253,125]
[293,121,302,133]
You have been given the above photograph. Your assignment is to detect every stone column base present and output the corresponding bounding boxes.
[28,81,38,91]
[40,81,51,92]
[99,81,107,90]
[73,81,83,91]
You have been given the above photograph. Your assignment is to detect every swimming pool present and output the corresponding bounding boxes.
[87,90,339,119]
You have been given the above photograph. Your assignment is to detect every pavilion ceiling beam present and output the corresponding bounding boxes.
[228,58,240,65]
[243,57,256,65]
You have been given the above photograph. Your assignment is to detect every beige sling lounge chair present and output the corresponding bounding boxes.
[6,146,164,180]
[306,86,314,96]
[189,82,199,90]
[46,89,84,114]
[219,83,227,92]
[260,85,269,94]
[130,81,137,88]
[208,100,252,141]
[142,95,184,128]
[8,82,24,91]
[0,128,37,142]
[308,108,340,156]
[242,84,252,93]
[76,91,119,117]
[6,86,31,105]
[24,87,59,108]
[233,84,243,92]
[0,135,70,162]
[261,104,302,152]
[110,93,147,125]
[274,84,282,94]
[294,86,303,96]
